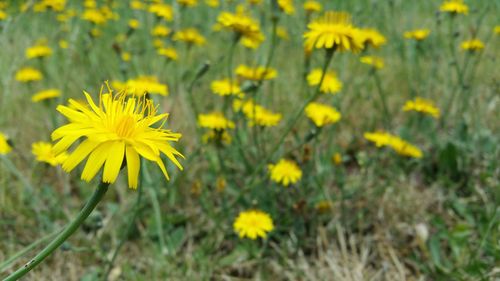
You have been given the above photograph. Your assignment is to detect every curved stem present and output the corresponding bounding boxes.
[3,182,109,281]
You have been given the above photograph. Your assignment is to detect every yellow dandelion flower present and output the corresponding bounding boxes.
[404,29,430,41]
[305,102,341,127]
[364,132,423,158]
[81,9,107,25]
[461,39,484,52]
[59,40,69,49]
[26,43,53,59]
[315,200,333,213]
[440,0,468,15]
[307,69,342,94]
[494,26,500,35]
[157,47,178,61]
[198,112,235,130]
[268,159,302,187]
[360,56,384,69]
[32,89,61,102]
[234,100,282,127]
[121,52,131,62]
[148,3,173,21]
[402,97,440,119]
[202,130,232,144]
[130,0,145,10]
[205,0,219,7]
[114,76,169,96]
[15,67,43,82]
[151,25,171,37]
[128,19,140,29]
[210,79,242,97]
[278,0,295,15]
[0,10,8,21]
[303,0,321,13]
[332,153,342,165]
[153,39,165,49]
[90,28,101,38]
[217,10,262,41]
[359,28,386,49]
[173,28,206,46]
[247,0,263,5]
[304,11,364,52]
[241,32,265,49]
[177,0,197,7]
[233,210,274,240]
[0,132,12,155]
[32,142,68,166]
[235,64,277,81]
[51,86,183,189]
[277,26,289,40]
[33,0,66,12]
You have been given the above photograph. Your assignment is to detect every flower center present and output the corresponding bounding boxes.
[115,115,136,138]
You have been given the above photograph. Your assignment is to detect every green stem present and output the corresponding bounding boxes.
[373,71,391,129]
[3,182,109,281]
[0,155,34,193]
[148,187,168,255]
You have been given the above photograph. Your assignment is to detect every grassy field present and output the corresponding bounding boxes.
[0,0,499,280]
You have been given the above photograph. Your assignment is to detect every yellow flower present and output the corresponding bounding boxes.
[26,42,53,59]
[241,32,265,49]
[210,79,242,97]
[278,0,295,15]
[440,0,468,15]
[205,0,219,7]
[130,0,145,10]
[268,159,302,187]
[0,10,7,21]
[495,26,500,35]
[307,69,342,94]
[121,52,131,62]
[148,3,173,21]
[177,0,197,7]
[234,100,282,127]
[402,97,440,119]
[157,47,178,61]
[32,142,68,166]
[303,0,321,13]
[360,56,384,69]
[277,26,289,40]
[59,40,69,49]
[315,200,333,213]
[56,9,76,22]
[151,25,171,37]
[128,19,140,29]
[0,132,12,155]
[233,210,274,240]
[461,39,484,52]
[81,9,107,25]
[332,153,342,165]
[113,76,169,96]
[34,0,67,12]
[359,28,386,49]
[217,10,262,41]
[90,28,102,38]
[247,0,263,5]
[51,86,183,189]
[202,130,232,144]
[235,64,277,81]
[32,89,61,102]
[304,11,364,52]
[15,67,43,82]
[364,132,423,158]
[173,28,206,46]
[404,29,430,41]
[198,112,235,130]
[305,102,341,127]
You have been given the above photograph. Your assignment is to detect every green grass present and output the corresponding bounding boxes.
[1,0,499,280]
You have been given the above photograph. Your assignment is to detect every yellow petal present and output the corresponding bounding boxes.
[102,141,125,184]
[125,146,140,189]
[62,139,100,172]
[81,142,113,182]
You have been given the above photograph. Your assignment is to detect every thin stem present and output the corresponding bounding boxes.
[373,70,391,129]
[3,182,109,281]
[148,187,168,255]
[0,155,34,193]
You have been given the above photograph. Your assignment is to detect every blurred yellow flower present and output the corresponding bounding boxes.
[56,9,76,22]
[81,9,107,25]
[440,0,468,15]
[157,47,178,61]
[305,102,341,127]
[177,0,197,7]
[202,130,232,144]
[304,11,364,52]
[211,79,242,97]
[403,97,440,119]
[121,52,131,62]
[0,132,12,155]
[51,87,183,189]
[360,56,384,69]
[173,28,206,46]
[268,159,302,187]
[34,0,66,12]
[364,132,423,158]
[236,64,277,81]
[233,210,274,240]
[113,76,169,96]
[404,29,430,41]
[59,40,69,49]
[247,0,263,5]
[205,0,219,7]
[234,100,282,127]
[26,43,53,59]
[148,3,173,21]
[332,153,342,165]
[0,10,7,20]
[241,32,265,49]
[315,200,333,213]
[32,142,68,166]
[359,28,386,49]
[303,0,321,13]
[151,25,171,37]
[90,28,101,38]
[217,10,261,41]
[130,0,145,10]
[461,39,484,52]
[277,26,289,40]
[278,0,295,15]
[307,69,343,94]
[15,67,43,82]
[495,26,500,34]
[32,89,61,102]
[128,19,140,29]
[198,112,235,130]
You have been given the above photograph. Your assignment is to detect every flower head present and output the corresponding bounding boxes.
[217,10,261,41]
[236,64,277,81]
[173,28,206,46]
[0,132,12,155]
[113,76,168,96]
[268,159,302,187]
[51,85,183,188]
[177,0,198,7]
[404,29,430,41]
[360,56,384,69]
[234,100,282,127]
[233,210,274,240]
[26,42,53,59]
[205,0,219,8]
[305,102,341,127]
[157,47,178,61]
[278,0,295,15]
[32,89,61,102]
[364,132,422,158]
[402,97,440,119]
[128,19,140,29]
[148,3,173,21]
[211,79,242,97]
[304,11,364,52]
[461,39,484,52]
[15,67,43,82]
[303,0,321,13]
[440,0,468,15]
[32,142,68,166]
[307,69,343,94]
[151,25,171,37]
[198,112,235,130]
[359,28,386,49]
